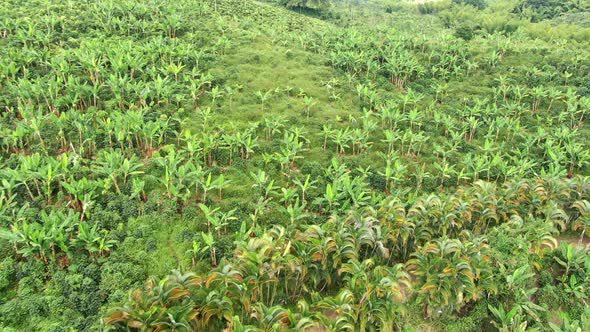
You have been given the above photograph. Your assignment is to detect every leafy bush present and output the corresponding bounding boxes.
[0,258,16,291]
[453,0,487,10]
[455,24,475,40]
[444,302,490,331]
[276,0,330,11]
[537,284,561,309]
[418,1,451,15]
[515,0,590,21]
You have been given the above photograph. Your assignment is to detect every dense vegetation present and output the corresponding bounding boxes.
[514,0,590,21]
[1,0,590,330]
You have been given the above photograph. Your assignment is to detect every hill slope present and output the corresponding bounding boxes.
[1,0,590,331]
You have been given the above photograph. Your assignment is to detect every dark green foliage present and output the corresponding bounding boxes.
[453,0,487,10]
[443,302,490,332]
[515,0,590,21]
[98,261,146,302]
[455,24,476,40]
[0,258,16,291]
[537,284,561,309]
[279,0,331,10]
[552,11,590,27]
[417,2,451,15]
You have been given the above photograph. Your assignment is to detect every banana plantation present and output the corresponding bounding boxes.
[1,0,590,330]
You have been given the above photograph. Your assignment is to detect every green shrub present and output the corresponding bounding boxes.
[453,0,487,10]
[537,284,561,310]
[0,258,16,291]
[455,24,475,40]
[515,0,589,22]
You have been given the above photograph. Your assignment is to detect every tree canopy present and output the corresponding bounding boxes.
[280,0,331,10]
[452,0,487,10]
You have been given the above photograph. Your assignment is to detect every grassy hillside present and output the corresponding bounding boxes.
[1,0,590,331]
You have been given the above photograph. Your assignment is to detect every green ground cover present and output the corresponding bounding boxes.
[1,0,590,330]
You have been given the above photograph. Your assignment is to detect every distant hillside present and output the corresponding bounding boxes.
[551,11,590,27]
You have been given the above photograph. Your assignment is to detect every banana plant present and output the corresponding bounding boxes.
[407,107,424,131]
[350,128,372,155]
[502,265,546,322]
[164,61,185,82]
[175,161,200,205]
[1,221,51,264]
[255,89,272,113]
[201,231,217,267]
[212,173,230,200]
[76,222,114,256]
[130,178,146,202]
[331,128,352,155]
[316,183,341,214]
[292,175,317,204]
[279,187,298,207]
[201,173,215,204]
[154,147,185,199]
[224,85,236,111]
[0,170,23,202]
[433,160,455,188]
[179,129,203,160]
[251,170,278,202]
[185,238,205,267]
[97,150,144,194]
[282,198,308,226]
[38,155,69,204]
[564,141,590,176]
[553,243,586,280]
[488,304,530,332]
[207,86,223,107]
[377,153,406,194]
[187,74,211,108]
[238,131,259,160]
[302,96,315,118]
[199,203,221,235]
[61,177,101,220]
[412,164,431,192]
[263,117,285,140]
[0,191,17,225]
[548,312,589,332]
